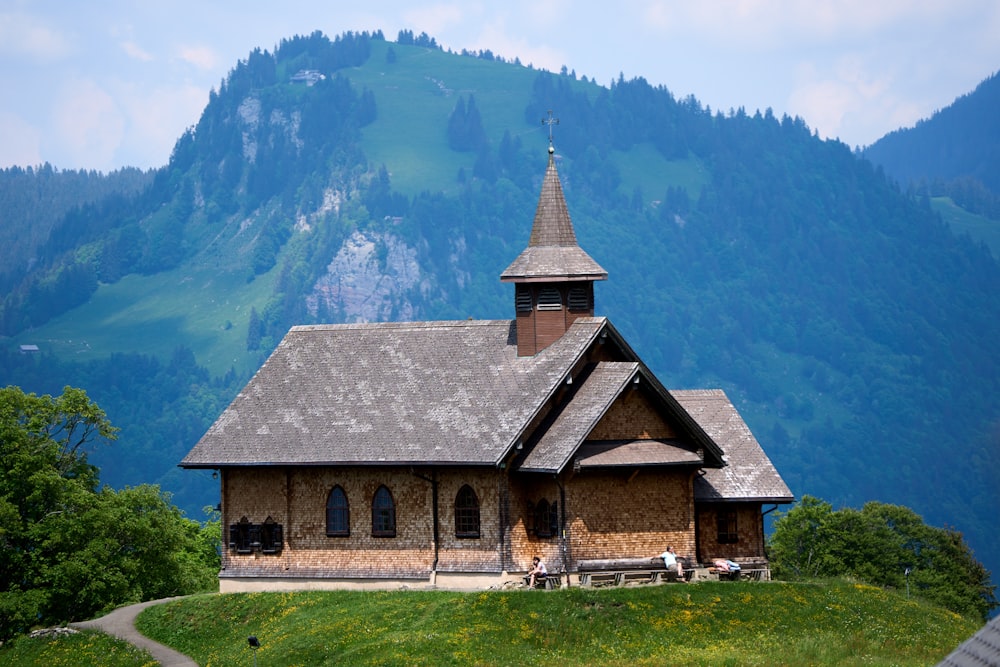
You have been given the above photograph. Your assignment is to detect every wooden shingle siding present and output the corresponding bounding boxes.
[589,387,679,441]
[222,467,523,578]
[436,469,506,572]
[696,504,765,562]
[566,470,697,563]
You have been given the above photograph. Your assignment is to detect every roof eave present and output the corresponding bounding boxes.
[500,273,608,283]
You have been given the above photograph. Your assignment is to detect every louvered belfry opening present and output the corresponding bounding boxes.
[501,144,607,356]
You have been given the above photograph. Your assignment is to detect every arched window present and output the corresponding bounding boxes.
[326,485,350,537]
[455,485,480,538]
[372,485,396,537]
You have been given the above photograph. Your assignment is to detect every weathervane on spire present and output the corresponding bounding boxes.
[542,110,559,148]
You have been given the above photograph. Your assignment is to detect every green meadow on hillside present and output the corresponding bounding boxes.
[931,196,1000,257]
[3,580,976,667]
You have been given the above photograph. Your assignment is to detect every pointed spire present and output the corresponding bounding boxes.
[500,144,607,283]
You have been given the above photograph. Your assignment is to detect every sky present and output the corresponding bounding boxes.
[1,1,998,173]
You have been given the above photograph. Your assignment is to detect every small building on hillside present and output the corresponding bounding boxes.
[181,141,793,591]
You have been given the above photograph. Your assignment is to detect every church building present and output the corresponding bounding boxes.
[180,140,793,591]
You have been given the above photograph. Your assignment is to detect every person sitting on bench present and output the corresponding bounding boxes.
[658,546,685,580]
[526,556,547,588]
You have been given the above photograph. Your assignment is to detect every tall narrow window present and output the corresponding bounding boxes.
[372,485,396,537]
[326,485,350,537]
[717,510,739,544]
[260,516,283,553]
[535,499,556,538]
[455,485,481,538]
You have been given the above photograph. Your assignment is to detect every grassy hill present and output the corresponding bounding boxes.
[0,581,981,666]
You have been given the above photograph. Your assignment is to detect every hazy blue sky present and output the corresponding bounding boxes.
[2,1,997,172]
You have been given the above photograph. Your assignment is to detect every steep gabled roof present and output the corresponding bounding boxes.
[500,149,607,283]
[518,362,724,474]
[518,362,638,472]
[181,318,608,468]
[675,389,794,503]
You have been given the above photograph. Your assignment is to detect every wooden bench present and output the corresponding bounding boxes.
[577,557,691,587]
[706,560,770,581]
[523,574,562,590]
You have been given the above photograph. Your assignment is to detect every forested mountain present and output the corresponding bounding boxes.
[0,165,152,296]
[864,71,1000,232]
[1,30,997,592]
[865,71,1000,193]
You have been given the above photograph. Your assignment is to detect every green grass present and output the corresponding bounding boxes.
[609,144,710,204]
[346,42,550,195]
[131,580,980,666]
[931,196,1000,257]
[0,629,156,666]
[11,236,280,379]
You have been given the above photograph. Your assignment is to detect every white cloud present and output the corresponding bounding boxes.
[121,40,154,62]
[0,11,70,60]
[400,2,470,39]
[51,80,124,170]
[176,44,219,71]
[119,82,207,167]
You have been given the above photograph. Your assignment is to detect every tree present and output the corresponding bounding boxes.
[0,386,219,641]
[769,495,997,621]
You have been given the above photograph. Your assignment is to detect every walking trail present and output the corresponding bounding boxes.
[71,597,197,667]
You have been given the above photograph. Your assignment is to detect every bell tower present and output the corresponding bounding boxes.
[501,127,607,356]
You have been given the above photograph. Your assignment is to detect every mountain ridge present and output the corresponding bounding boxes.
[1,30,997,595]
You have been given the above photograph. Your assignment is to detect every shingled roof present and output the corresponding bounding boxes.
[518,362,724,474]
[500,148,607,283]
[182,318,609,468]
[936,614,1000,667]
[676,389,794,503]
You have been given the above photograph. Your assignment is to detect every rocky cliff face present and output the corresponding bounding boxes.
[306,230,425,322]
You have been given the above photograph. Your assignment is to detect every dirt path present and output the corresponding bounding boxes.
[71,597,197,667]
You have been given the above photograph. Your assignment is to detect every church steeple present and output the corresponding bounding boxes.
[501,135,607,356]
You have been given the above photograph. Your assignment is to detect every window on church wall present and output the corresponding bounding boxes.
[532,499,559,538]
[326,485,350,537]
[717,510,739,544]
[260,516,283,553]
[537,287,562,311]
[455,484,481,538]
[372,485,397,537]
[229,516,283,554]
[229,517,256,553]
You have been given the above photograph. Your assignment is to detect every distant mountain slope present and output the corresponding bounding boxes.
[1,31,997,593]
[864,71,1000,195]
[0,165,152,294]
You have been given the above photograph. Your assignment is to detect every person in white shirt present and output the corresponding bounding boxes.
[659,546,685,579]
[527,556,547,588]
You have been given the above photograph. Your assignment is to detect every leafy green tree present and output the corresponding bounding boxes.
[0,386,219,641]
[769,495,997,620]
